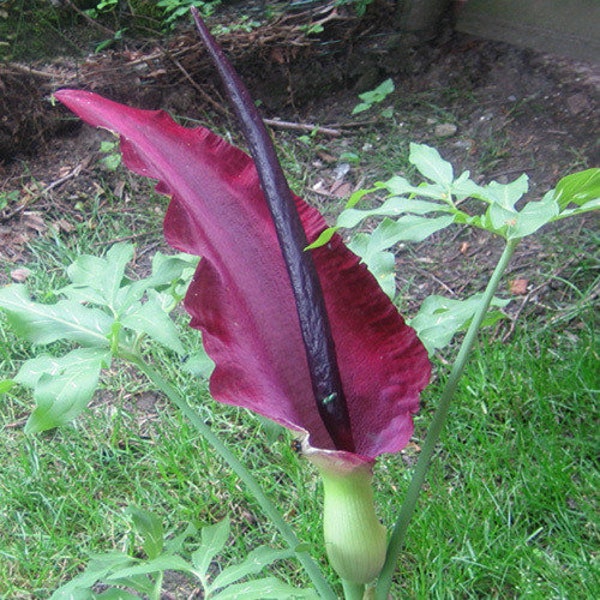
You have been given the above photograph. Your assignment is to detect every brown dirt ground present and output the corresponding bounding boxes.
[1,18,599,330]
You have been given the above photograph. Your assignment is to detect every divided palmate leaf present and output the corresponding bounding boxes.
[368,214,456,251]
[49,552,138,600]
[336,196,449,230]
[409,143,454,187]
[209,545,296,590]
[0,244,198,433]
[506,190,560,238]
[191,518,231,578]
[409,294,510,355]
[554,167,600,209]
[379,176,447,200]
[347,235,396,299]
[482,174,529,210]
[95,590,139,600]
[120,290,185,354]
[127,506,165,560]
[15,347,111,433]
[104,554,193,579]
[0,284,113,347]
[62,243,135,309]
[147,251,200,289]
[211,578,318,600]
[181,350,215,379]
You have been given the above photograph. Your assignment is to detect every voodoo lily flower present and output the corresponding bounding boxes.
[55,12,430,586]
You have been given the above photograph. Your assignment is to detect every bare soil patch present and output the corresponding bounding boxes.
[1,9,598,327]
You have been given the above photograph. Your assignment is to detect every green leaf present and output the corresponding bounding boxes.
[164,521,198,555]
[345,186,377,209]
[409,294,510,355]
[357,78,394,104]
[381,197,448,216]
[483,175,529,209]
[127,506,164,560]
[409,143,454,186]
[0,284,113,347]
[105,554,193,579]
[210,546,295,590]
[351,102,371,115]
[149,252,199,288]
[103,243,136,308]
[379,175,419,196]
[19,348,111,433]
[211,577,318,600]
[117,252,199,312]
[101,152,122,171]
[0,379,15,394]
[347,237,396,299]
[191,518,230,578]
[305,226,339,250]
[554,168,600,209]
[367,214,455,252]
[49,552,136,599]
[336,196,449,231]
[120,293,185,354]
[488,202,516,234]
[59,255,109,306]
[381,179,447,202]
[339,151,360,164]
[63,243,134,309]
[181,350,215,379]
[352,79,394,114]
[94,574,154,596]
[485,186,560,240]
[507,190,559,239]
[558,198,600,219]
[450,174,488,201]
[51,584,96,600]
[16,355,67,388]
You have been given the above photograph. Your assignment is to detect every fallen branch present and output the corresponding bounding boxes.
[263,118,341,136]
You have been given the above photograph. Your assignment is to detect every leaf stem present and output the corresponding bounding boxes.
[127,355,337,600]
[151,571,163,600]
[374,238,519,599]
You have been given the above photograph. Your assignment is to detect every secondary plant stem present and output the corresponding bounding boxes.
[128,356,337,600]
[342,579,365,599]
[374,238,519,599]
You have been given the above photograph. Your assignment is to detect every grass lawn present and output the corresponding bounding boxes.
[0,110,598,598]
[1,299,597,598]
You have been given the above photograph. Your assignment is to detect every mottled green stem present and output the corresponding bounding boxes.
[375,238,519,599]
[127,355,337,600]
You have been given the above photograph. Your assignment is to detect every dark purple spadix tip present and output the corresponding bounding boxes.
[191,7,354,452]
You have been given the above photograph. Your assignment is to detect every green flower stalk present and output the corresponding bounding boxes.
[322,468,386,584]
[304,442,387,587]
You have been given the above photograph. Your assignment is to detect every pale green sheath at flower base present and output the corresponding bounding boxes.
[54,9,431,596]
